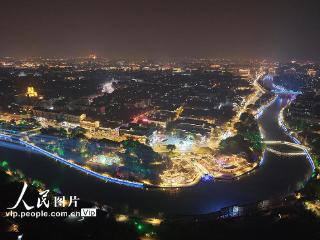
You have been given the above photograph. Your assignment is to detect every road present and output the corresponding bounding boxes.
[0,94,314,216]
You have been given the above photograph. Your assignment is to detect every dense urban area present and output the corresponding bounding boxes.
[1,57,320,239]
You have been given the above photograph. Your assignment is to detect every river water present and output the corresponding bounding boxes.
[0,96,313,216]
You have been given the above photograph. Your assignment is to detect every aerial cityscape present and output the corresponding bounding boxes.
[1,1,320,240]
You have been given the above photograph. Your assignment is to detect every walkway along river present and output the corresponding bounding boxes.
[0,96,314,216]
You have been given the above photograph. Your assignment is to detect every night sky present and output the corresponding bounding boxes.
[0,0,320,60]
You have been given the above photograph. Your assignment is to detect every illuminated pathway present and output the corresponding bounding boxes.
[0,133,144,188]
[255,76,314,172]
[0,93,315,216]
[257,94,315,172]
[277,104,315,171]
[0,77,315,191]
[209,71,266,149]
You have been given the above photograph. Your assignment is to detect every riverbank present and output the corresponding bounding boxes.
[0,95,314,216]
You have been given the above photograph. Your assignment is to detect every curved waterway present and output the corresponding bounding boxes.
[0,96,313,216]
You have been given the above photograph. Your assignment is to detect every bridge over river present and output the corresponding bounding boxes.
[0,96,314,216]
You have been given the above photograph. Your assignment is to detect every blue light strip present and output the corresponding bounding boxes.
[277,104,315,172]
[304,149,315,171]
[0,133,144,188]
[255,97,277,119]
[258,151,266,166]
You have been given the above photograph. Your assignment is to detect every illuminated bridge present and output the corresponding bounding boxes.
[265,147,306,156]
[263,140,314,171]
[271,89,302,95]
[262,74,302,95]
[264,140,310,151]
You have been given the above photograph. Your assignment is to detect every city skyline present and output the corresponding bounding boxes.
[1,0,320,60]
[1,1,320,239]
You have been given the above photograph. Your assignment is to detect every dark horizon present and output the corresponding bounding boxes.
[1,0,320,60]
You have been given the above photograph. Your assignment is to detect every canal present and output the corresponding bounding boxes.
[0,96,313,216]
